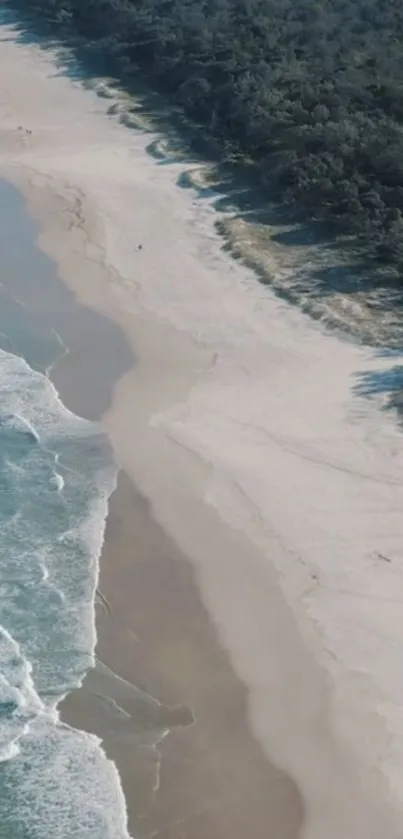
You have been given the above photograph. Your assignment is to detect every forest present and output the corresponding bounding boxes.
[9,0,403,284]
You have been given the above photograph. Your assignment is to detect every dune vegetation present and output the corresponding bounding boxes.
[11,0,403,285]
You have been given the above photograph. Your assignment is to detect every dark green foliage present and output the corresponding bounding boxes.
[11,0,403,281]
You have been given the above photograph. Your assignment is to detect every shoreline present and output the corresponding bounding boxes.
[1,19,403,839]
[8,195,305,838]
[62,471,304,839]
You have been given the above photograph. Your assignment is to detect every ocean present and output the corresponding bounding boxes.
[0,181,131,838]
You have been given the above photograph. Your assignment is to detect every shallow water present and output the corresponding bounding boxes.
[0,182,131,838]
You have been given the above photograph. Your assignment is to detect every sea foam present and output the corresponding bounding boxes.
[0,348,131,838]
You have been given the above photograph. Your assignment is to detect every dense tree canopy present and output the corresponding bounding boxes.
[11,0,403,283]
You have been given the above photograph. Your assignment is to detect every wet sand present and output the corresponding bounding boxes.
[62,472,303,839]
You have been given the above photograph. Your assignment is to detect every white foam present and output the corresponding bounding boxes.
[0,624,44,760]
[0,719,131,839]
[7,412,40,442]
[0,740,21,762]
[0,348,94,440]
[0,344,126,836]
[0,626,43,708]
[50,471,64,491]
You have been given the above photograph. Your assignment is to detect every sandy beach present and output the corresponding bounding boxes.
[63,472,304,839]
[1,12,403,839]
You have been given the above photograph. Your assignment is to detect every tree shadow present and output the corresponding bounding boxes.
[355,364,403,396]
[353,331,403,418]
[353,361,403,420]
[0,6,336,233]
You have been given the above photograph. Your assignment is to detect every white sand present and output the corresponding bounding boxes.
[1,17,403,837]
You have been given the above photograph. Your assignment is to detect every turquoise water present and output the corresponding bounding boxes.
[0,183,131,838]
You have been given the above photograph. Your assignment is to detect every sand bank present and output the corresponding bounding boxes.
[0,16,403,838]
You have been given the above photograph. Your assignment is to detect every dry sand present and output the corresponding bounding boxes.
[1,15,403,839]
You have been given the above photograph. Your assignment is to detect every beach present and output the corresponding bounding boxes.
[1,11,403,839]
